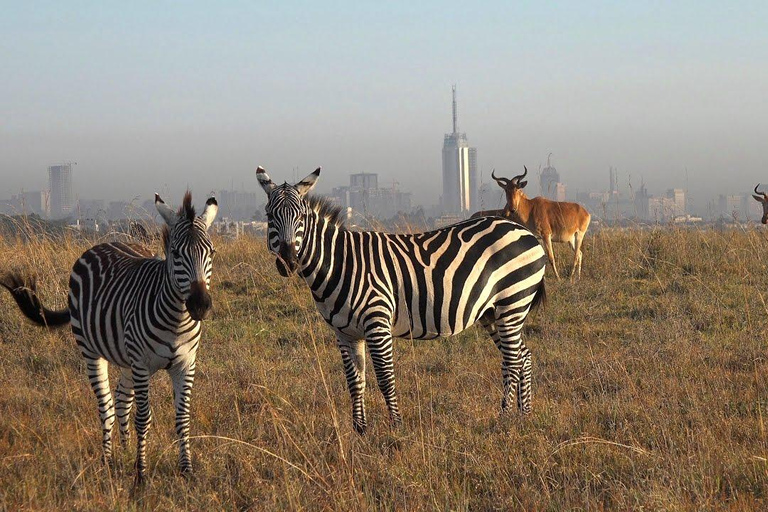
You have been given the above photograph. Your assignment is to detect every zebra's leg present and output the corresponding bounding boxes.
[114,369,134,445]
[131,363,153,484]
[493,314,528,414]
[86,357,116,464]
[365,323,402,428]
[169,360,196,474]
[337,337,367,435]
[516,343,533,414]
[480,311,511,393]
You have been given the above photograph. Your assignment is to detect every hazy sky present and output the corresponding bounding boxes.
[2,1,766,209]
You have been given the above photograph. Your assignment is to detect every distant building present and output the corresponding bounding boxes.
[77,199,105,219]
[349,172,378,190]
[331,172,412,223]
[539,153,566,201]
[666,188,686,217]
[107,201,130,220]
[717,194,758,221]
[0,191,48,216]
[441,86,478,214]
[554,182,567,202]
[216,189,259,221]
[49,163,74,219]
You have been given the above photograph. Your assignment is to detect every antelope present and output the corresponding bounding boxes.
[753,184,768,224]
[491,166,591,280]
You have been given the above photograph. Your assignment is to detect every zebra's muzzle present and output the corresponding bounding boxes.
[187,281,212,321]
[276,242,299,277]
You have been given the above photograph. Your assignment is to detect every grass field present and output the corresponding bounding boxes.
[0,225,766,510]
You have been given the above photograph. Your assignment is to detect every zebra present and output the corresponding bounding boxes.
[1,192,218,483]
[256,166,547,434]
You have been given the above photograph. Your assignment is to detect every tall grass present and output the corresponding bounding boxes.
[0,224,766,510]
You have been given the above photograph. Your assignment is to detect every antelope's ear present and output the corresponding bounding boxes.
[256,166,276,195]
[200,197,218,230]
[295,167,321,197]
[754,194,766,203]
[155,194,178,226]
[519,181,528,189]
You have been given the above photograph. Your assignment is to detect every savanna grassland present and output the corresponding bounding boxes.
[0,223,766,511]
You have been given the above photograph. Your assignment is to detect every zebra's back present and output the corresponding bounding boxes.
[309,217,546,340]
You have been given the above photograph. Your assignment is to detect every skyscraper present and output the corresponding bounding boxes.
[441,86,477,214]
[49,163,74,219]
[539,153,561,199]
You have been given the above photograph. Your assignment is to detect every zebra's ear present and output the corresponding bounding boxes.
[256,166,276,195]
[295,167,321,197]
[155,193,178,227]
[200,197,218,230]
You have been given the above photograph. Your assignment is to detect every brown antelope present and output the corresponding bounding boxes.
[491,166,591,280]
[753,184,768,224]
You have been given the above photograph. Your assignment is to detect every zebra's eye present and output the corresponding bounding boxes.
[172,249,180,258]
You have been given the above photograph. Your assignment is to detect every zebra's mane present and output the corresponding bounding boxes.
[159,191,198,254]
[178,191,195,222]
[305,195,346,229]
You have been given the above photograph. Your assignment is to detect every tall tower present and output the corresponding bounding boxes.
[539,153,560,199]
[49,163,74,219]
[441,86,478,214]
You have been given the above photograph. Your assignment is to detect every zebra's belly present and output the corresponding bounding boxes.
[70,306,200,370]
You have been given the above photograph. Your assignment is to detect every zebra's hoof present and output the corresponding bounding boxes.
[353,421,367,436]
[133,471,145,490]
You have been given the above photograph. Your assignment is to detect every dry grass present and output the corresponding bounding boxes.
[0,224,767,510]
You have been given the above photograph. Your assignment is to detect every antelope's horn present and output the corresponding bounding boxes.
[511,166,528,184]
[491,169,510,187]
[756,183,763,195]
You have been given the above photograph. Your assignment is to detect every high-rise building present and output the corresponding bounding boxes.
[48,163,74,219]
[666,188,686,217]
[441,86,477,214]
[539,153,562,200]
[609,167,619,194]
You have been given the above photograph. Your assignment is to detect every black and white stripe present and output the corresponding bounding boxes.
[1,192,218,483]
[257,167,547,434]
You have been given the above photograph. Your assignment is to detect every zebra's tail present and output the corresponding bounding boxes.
[529,278,546,315]
[0,274,71,328]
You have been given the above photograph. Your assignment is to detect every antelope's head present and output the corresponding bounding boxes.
[753,184,768,224]
[256,166,321,276]
[155,192,218,321]
[492,167,529,215]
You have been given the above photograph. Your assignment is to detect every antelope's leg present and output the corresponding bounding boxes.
[543,233,560,280]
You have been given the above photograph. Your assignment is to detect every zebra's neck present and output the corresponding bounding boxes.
[156,258,192,321]
[298,210,342,286]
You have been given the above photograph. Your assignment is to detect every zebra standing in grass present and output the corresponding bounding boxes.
[256,167,547,434]
[0,192,218,483]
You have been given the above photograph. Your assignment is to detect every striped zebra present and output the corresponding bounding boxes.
[256,167,547,434]
[1,192,218,483]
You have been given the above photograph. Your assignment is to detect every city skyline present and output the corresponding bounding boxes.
[2,3,767,209]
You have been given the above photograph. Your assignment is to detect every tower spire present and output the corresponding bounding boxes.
[452,84,458,134]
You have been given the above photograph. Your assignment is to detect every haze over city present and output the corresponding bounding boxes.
[2,2,766,214]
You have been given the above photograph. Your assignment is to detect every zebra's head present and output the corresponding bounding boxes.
[256,166,320,276]
[155,192,219,320]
